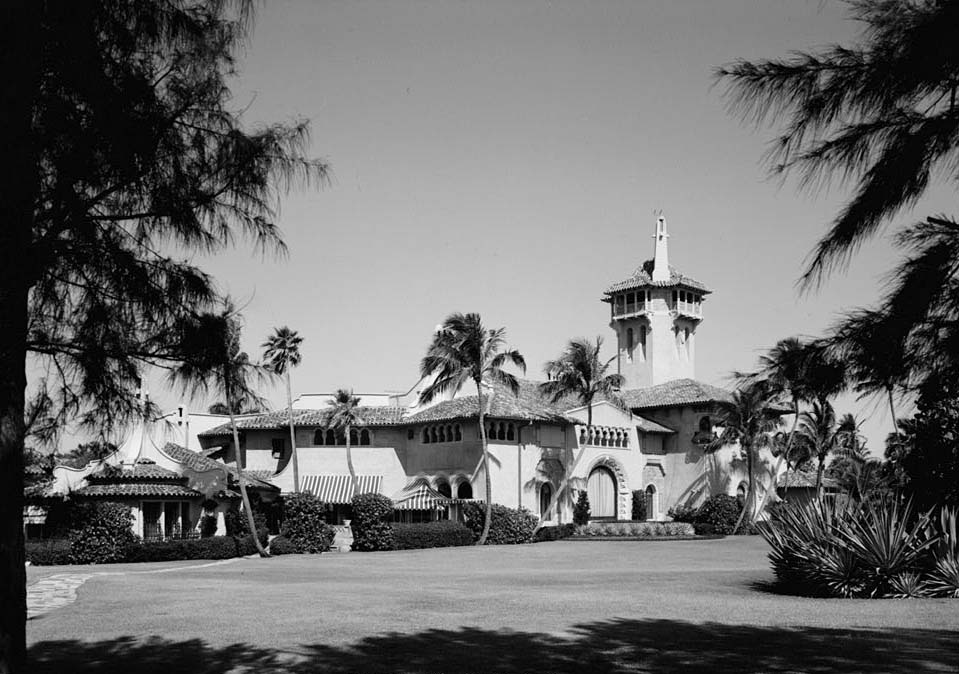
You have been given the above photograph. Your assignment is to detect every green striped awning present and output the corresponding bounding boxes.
[301,474,382,504]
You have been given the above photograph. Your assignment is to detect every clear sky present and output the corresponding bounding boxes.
[136,1,953,456]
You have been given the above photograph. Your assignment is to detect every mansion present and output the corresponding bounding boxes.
[43,216,780,537]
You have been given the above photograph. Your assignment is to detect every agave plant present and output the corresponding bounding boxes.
[889,572,930,599]
[839,497,936,598]
[927,508,959,598]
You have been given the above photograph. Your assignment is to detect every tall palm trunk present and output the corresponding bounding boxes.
[887,386,902,447]
[345,422,358,497]
[476,380,493,546]
[284,370,299,493]
[533,402,593,535]
[816,454,827,499]
[731,440,755,534]
[754,396,799,515]
[228,399,269,557]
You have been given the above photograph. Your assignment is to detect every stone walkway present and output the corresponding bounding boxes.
[26,558,239,620]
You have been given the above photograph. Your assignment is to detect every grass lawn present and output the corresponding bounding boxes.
[27,537,959,673]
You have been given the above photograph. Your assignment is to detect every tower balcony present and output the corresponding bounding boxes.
[611,300,651,319]
[671,300,703,320]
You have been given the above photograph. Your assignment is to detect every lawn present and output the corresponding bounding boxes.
[27,537,959,673]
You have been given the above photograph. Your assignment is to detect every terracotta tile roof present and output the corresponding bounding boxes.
[622,379,734,410]
[198,406,407,437]
[74,482,202,498]
[604,260,709,295]
[407,379,580,424]
[86,458,185,483]
[161,443,278,491]
[633,416,676,434]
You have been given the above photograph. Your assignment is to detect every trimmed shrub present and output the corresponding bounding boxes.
[631,490,647,521]
[572,491,591,525]
[269,535,298,555]
[533,523,577,542]
[667,503,697,524]
[693,494,742,535]
[350,492,395,551]
[393,521,474,550]
[225,508,268,537]
[68,502,138,564]
[576,521,694,538]
[281,493,335,553]
[25,539,73,566]
[462,502,537,545]
[123,535,240,563]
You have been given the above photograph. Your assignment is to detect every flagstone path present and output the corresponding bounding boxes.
[26,558,239,619]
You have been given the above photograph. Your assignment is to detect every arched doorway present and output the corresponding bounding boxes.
[540,483,553,520]
[645,485,658,520]
[587,466,617,518]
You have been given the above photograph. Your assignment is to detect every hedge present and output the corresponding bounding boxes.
[68,502,139,564]
[462,502,537,545]
[25,539,73,566]
[350,492,395,551]
[393,521,474,550]
[533,523,577,542]
[576,521,695,537]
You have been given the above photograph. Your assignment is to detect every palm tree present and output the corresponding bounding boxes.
[262,327,304,493]
[169,308,270,557]
[418,313,526,546]
[829,308,912,448]
[744,337,812,512]
[795,401,852,499]
[829,413,884,499]
[717,1,959,289]
[325,389,363,496]
[709,379,782,532]
[537,336,625,528]
[207,400,265,415]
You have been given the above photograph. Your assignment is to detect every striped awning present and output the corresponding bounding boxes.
[301,474,383,504]
[392,484,448,511]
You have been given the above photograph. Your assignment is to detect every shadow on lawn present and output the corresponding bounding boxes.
[29,618,958,673]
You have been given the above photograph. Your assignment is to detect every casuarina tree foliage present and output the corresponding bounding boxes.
[0,2,326,668]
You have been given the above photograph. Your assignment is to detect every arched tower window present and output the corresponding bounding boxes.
[360,429,371,445]
[325,429,336,446]
[313,429,324,445]
[639,325,647,360]
[626,327,634,361]
[457,481,473,499]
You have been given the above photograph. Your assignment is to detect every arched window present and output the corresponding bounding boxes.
[349,429,359,446]
[457,481,473,499]
[407,429,414,440]
[360,429,371,445]
[325,429,336,446]
[626,327,634,360]
[639,325,647,360]
[436,480,452,498]
[446,425,453,442]
[645,485,658,520]
[587,466,617,518]
[699,416,711,433]
[431,427,438,443]
[736,482,747,505]
[438,425,446,442]
[506,423,515,441]
[422,428,430,444]
[540,483,553,520]
[313,429,324,445]
[336,430,347,446]
[454,424,462,441]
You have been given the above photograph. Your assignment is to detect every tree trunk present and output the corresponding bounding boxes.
[816,455,826,500]
[228,407,269,557]
[887,386,902,448]
[754,396,800,516]
[476,380,492,546]
[1,3,41,668]
[345,423,359,497]
[532,402,592,536]
[731,441,754,534]
[285,370,299,493]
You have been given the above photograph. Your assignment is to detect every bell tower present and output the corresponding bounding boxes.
[603,214,709,388]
